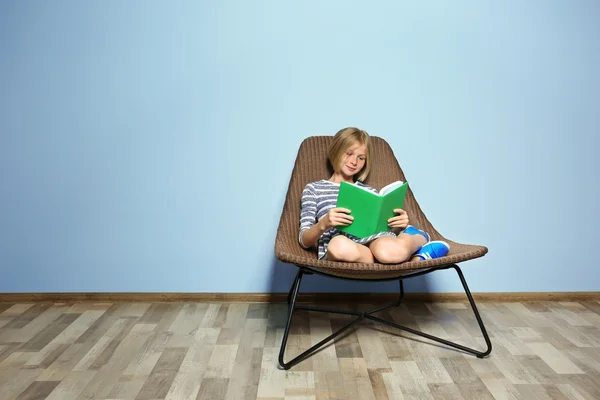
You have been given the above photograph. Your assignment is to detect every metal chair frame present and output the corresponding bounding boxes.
[278,263,492,370]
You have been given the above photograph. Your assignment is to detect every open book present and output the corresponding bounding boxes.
[335,180,409,238]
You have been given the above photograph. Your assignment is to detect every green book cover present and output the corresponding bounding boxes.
[335,180,409,238]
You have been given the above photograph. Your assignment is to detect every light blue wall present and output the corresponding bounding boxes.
[1,1,599,294]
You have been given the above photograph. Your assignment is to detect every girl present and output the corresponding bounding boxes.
[299,127,449,263]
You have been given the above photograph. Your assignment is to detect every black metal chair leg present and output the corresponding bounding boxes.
[362,279,404,315]
[278,269,303,369]
[453,264,492,357]
[278,269,365,370]
[286,270,302,306]
[399,279,404,302]
[365,265,492,358]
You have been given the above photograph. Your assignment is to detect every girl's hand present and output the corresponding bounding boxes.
[320,207,354,229]
[388,208,409,229]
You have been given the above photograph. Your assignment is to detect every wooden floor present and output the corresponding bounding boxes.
[0,300,599,400]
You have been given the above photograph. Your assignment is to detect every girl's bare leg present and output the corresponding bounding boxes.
[369,233,427,264]
[326,235,375,263]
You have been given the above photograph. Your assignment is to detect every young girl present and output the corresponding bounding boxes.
[299,127,450,264]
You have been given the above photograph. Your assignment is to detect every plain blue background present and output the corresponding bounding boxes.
[1,1,599,294]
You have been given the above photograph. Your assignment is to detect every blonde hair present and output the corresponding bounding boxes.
[328,127,373,182]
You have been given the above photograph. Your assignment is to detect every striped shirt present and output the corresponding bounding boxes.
[299,179,396,259]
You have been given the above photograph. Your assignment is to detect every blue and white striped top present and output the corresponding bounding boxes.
[299,179,396,259]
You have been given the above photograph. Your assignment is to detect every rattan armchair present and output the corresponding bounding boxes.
[274,135,492,369]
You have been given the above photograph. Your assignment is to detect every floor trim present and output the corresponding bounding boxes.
[0,292,598,303]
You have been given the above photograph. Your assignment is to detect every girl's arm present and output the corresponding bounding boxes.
[299,185,320,249]
[300,218,328,249]
[298,183,353,249]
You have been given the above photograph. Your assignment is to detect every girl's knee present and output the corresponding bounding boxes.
[371,239,412,264]
[327,237,362,262]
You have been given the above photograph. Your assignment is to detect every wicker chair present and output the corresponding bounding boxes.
[274,135,492,370]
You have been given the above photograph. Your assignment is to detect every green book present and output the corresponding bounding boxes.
[335,180,409,238]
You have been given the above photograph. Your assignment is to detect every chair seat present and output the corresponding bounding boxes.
[276,240,488,280]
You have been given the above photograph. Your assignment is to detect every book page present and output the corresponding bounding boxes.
[351,183,375,194]
[380,180,404,196]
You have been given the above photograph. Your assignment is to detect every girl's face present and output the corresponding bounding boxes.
[339,142,367,179]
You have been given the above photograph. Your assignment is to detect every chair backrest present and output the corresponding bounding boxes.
[275,135,442,261]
